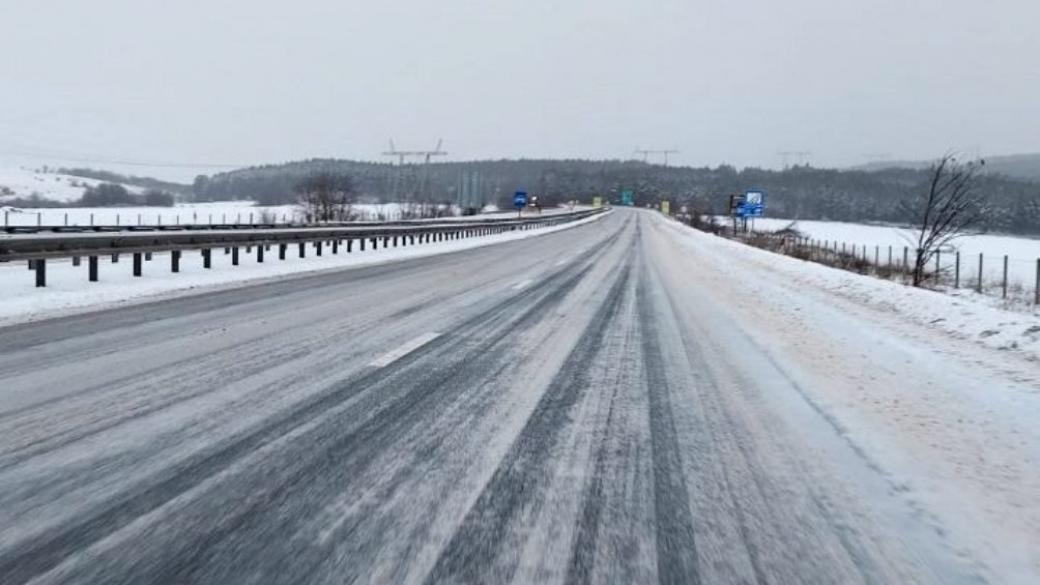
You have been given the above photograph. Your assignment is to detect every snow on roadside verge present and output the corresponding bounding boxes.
[0,212,609,327]
[660,215,1040,361]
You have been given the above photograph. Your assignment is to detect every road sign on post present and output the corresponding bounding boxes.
[737,190,765,218]
[592,196,603,208]
[514,191,528,217]
[661,200,670,215]
[621,190,635,206]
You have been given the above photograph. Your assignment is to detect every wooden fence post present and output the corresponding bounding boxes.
[1002,255,1008,299]
[1035,258,1039,305]
[977,253,983,293]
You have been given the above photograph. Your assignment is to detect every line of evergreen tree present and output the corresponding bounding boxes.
[189,159,1040,235]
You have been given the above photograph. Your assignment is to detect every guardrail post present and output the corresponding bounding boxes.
[316,241,323,256]
[232,247,239,266]
[257,244,264,263]
[35,259,46,287]
[89,256,98,281]
[382,236,389,248]
[203,248,212,268]
[332,240,339,254]
[133,253,142,277]
[72,256,81,266]
[954,252,960,288]
[145,252,152,261]
[299,242,306,258]
[347,239,353,252]
[279,244,287,260]
[360,238,366,251]
[112,253,120,263]
[171,250,181,272]
[393,236,398,247]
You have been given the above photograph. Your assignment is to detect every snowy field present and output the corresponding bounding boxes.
[2,202,423,227]
[744,217,1040,293]
[0,211,608,326]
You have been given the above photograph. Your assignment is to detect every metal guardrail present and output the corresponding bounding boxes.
[0,209,585,235]
[2,208,605,287]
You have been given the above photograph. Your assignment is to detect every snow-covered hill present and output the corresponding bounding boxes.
[0,167,142,203]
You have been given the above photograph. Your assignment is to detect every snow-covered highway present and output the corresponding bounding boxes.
[0,209,1036,584]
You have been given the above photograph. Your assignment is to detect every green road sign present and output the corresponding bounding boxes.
[621,190,635,206]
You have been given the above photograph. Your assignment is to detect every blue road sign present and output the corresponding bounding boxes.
[514,191,529,209]
[737,190,765,218]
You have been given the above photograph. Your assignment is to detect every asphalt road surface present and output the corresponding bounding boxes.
[0,209,1022,584]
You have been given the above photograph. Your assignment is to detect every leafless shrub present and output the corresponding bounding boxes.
[904,153,987,287]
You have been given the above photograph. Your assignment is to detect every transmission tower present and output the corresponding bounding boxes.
[633,148,679,166]
[777,150,812,169]
[381,139,448,204]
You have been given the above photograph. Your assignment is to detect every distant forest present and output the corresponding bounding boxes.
[189,158,1040,235]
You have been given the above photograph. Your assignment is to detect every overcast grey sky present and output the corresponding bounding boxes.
[1,0,1038,180]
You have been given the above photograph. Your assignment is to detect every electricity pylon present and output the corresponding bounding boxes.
[634,148,679,166]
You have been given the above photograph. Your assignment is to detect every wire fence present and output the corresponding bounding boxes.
[733,232,1040,306]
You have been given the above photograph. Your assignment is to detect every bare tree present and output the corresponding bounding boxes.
[295,173,354,222]
[905,153,986,286]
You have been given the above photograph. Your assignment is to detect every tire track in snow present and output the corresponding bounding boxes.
[423,262,633,584]
[636,269,703,585]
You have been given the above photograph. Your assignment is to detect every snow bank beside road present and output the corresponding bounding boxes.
[668,217,1040,361]
[0,212,608,326]
[653,211,1040,581]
